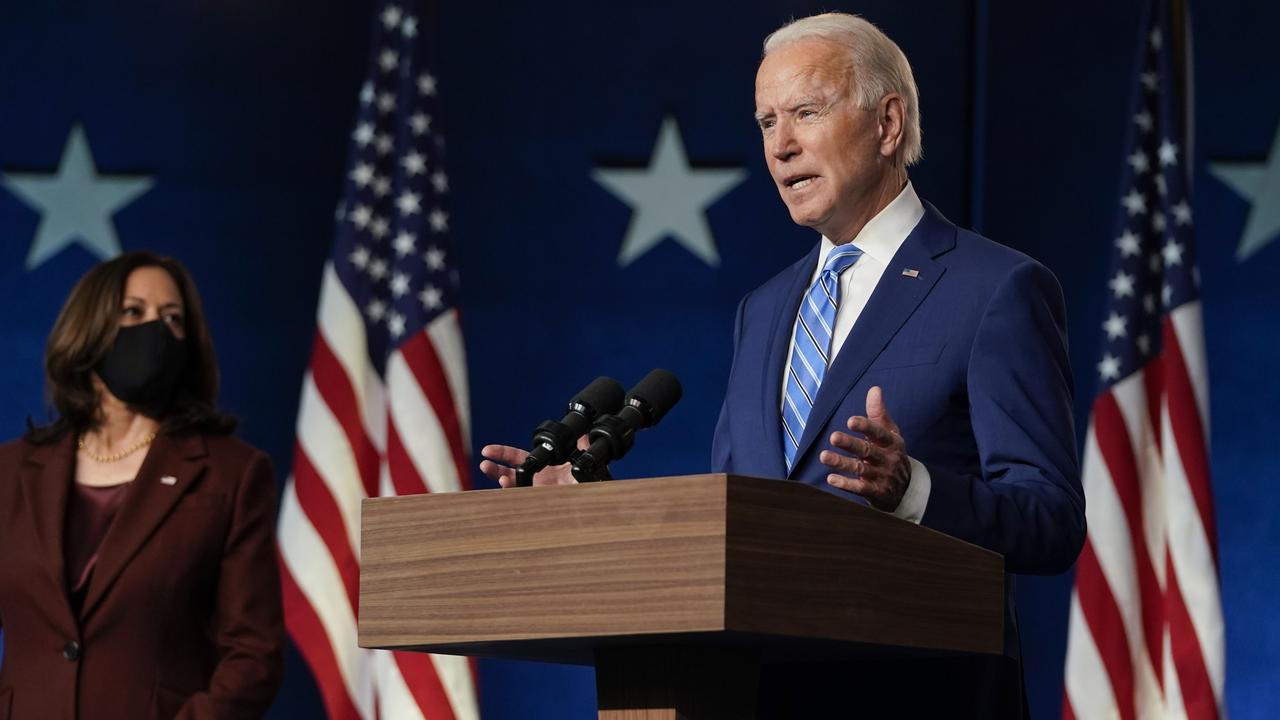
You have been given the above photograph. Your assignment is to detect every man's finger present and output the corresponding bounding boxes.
[820,449,865,478]
[478,459,515,480]
[846,415,898,447]
[480,444,529,466]
[829,432,888,466]
[827,473,873,498]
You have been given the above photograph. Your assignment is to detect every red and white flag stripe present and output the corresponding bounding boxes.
[1064,306,1224,720]
[279,264,479,720]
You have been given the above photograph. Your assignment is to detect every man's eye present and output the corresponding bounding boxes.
[799,109,817,119]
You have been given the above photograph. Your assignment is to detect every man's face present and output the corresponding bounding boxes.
[754,39,887,242]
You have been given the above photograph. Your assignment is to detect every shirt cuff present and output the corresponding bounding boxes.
[891,456,931,524]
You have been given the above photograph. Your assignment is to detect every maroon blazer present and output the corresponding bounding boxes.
[0,431,284,719]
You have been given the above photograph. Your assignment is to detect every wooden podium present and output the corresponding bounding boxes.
[359,474,1004,719]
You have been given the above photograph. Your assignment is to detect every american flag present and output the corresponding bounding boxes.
[276,2,478,718]
[1063,1,1225,718]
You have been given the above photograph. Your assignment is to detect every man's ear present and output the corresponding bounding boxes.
[877,94,906,159]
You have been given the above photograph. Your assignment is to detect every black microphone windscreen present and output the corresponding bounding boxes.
[572,376,625,416]
[627,369,682,424]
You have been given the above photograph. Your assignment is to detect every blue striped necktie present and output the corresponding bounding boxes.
[781,244,862,472]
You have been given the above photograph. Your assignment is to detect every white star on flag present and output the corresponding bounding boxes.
[1122,189,1147,215]
[402,151,427,175]
[349,245,370,269]
[1110,270,1136,297]
[390,272,410,297]
[430,170,448,193]
[1172,199,1192,225]
[1103,312,1128,340]
[380,5,402,29]
[393,231,416,256]
[1117,230,1141,257]
[351,163,374,187]
[424,246,446,270]
[387,310,406,337]
[419,285,443,309]
[396,191,421,215]
[1097,354,1121,380]
[1128,150,1150,174]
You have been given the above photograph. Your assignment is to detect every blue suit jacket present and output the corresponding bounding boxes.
[712,202,1085,653]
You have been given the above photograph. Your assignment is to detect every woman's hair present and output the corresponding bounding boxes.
[26,251,236,443]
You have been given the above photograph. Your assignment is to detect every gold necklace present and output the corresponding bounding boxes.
[78,432,158,463]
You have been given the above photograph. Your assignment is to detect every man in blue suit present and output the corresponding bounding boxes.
[715,12,1085,716]
[721,12,1085,576]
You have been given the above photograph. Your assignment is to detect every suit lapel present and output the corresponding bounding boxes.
[80,432,209,620]
[790,205,957,471]
[761,244,822,479]
[18,434,76,615]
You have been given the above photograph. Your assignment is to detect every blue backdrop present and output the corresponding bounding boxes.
[1,1,1276,718]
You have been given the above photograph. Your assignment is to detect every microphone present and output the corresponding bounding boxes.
[571,369,682,482]
[514,376,625,487]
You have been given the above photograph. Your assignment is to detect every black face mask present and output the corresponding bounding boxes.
[95,320,188,410]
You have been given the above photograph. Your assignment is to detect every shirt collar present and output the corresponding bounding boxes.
[819,181,925,266]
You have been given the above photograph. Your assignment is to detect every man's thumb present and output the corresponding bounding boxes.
[867,386,887,421]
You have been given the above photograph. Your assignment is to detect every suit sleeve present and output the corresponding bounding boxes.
[711,296,747,473]
[178,450,285,719]
[920,260,1086,575]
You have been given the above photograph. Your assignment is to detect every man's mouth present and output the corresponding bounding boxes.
[783,175,817,190]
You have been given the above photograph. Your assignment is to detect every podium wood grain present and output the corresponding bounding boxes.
[359,474,1002,657]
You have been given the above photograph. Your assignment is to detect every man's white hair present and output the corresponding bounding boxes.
[763,13,923,166]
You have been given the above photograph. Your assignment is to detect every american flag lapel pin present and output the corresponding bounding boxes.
[901,268,920,278]
[161,475,178,486]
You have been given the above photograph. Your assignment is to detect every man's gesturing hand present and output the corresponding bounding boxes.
[819,386,912,512]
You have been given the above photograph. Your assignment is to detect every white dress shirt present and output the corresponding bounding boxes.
[780,181,932,523]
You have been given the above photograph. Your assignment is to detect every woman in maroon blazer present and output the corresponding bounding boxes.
[0,252,284,719]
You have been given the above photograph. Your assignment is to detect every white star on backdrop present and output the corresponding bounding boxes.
[1,125,153,270]
[1210,121,1280,261]
[592,116,746,267]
